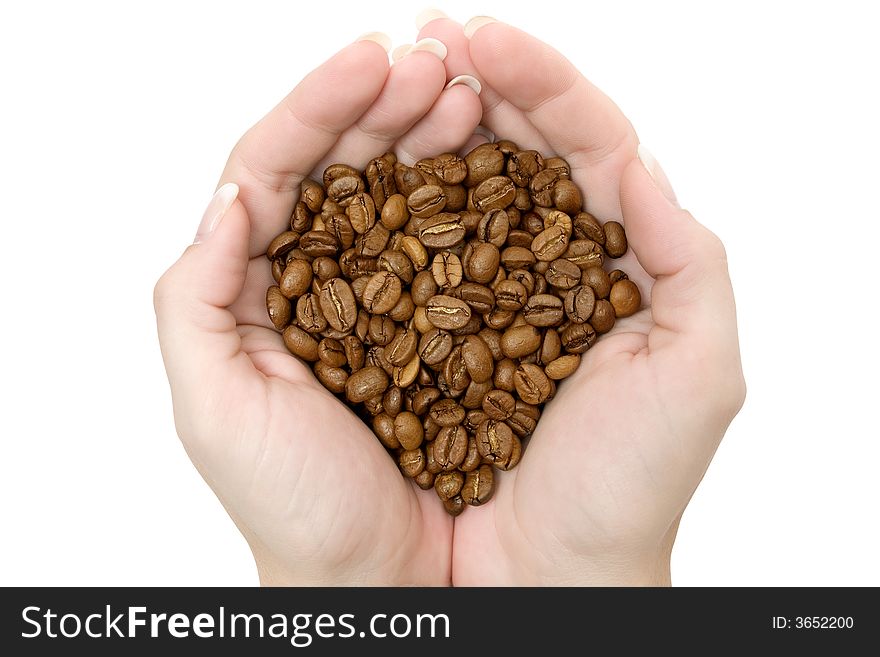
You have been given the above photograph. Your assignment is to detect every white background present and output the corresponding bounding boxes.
[1,0,877,586]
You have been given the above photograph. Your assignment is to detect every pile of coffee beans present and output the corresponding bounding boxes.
[265,141,640,515]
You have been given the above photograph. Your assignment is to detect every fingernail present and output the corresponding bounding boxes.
[446,74,482,95]
[357,32,392,53]
[392,44,412,62]
[473,125,495,142]
[405,37,448,61]
[416,8,448,30]
[638,144,679,207]
[464,16,497,39]
[194,183,238,244]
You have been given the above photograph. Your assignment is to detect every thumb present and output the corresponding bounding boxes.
[154,183,255,420]
[620,147,738,346]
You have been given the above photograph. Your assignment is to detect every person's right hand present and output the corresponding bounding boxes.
[154,34,484,585]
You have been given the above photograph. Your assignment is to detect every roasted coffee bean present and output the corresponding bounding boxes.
[412,387,442,416]
[603,220,627,257]
[283,325,319,362]
[346,192,377,234]
[608,269,628,284]
[394,163,426,197]
[531,225,569,262]
[572,211,605,245]
[473,175,516,213]
[386,328,418,367]
[546,258,581,289]
[361,271,402,314]
[507,150,544,187]
[312,256,342,281]
[378,250,414,285]
[414,470,435,491]
[267,286,291,330]
[545,354,581,380]
[272,258,285,284]
[380,193,409,230]
[442,346,471,393]
[529,168,562,207]
[561,322,598,354]
[425,440,442,474]
[434,471,464,501]
[278,260,312,299]
[478,328,504,361]
[418,213,465,249]
[465,242,500,284]
[552,179,582,214]
[345,366,389,403]
[464,143,505,186]
[432,252,463,288]
[411,270,439,307]
[443,494,465,516]
[418,328,453,365]
[523,212,545,236]
[400,235,429,271]
[483,389,516,420]
[507,400,540,439]
[433,153,468,184]
[399,448,425,478]
[455,282,495,314]
[536,328,562,366]
[590,299,616,333]
[434,425,468,470]
[610,279,641,317]
[318,338,347,367]
[318,278,357,332]
[425,295,472,330]
[394,411,424,450]
[564,285,596,324]
[476,209,511,247]
[296,293,327,333]
[542,210,573,238]
[300,178,325,213]
[372,413,399,449]
[462,378,493,409]
[313,361,348,393]
[461,335,494,383]
[356,222,390,257]
[407,184,447,218]
[565,239,605,270]
[476,419,520,469]
[462,465,494,506]
[493,358,518,391]
[507,229,536,248]
[343,335,365,371]
[514,363,553,404]
[363,394,385,416]
[500,246,537,270]
[291,202,312,232]
[392,354,421,388]
[383,386,403,417]
[388,290,416,321]
[267,231,301,260]
[327,175,364,206]
[483,308,515,331]
[368,314,396,345]
[522,294,565,327]
[365,154,397,209]
[581,266,611,299]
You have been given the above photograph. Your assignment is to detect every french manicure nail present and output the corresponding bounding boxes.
[638,144,679,207]
[406,37,448,61]
[416,8,448,30]
[357,32,392,53]
[463,16,497,38]
[446,74,482,95]
[392,44,412,62]
[194,183,238,244]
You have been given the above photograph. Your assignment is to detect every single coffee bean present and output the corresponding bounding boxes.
[317,337,347,367]
[500,245,537,270]
[476,209,510,247]
[473,175,516,213]
[300,178,325,213]
[507,269,535,296]
[603,220,627,257]
[345,366,389,403]
[383,386,403,417]
[407,184,447,218]
[326,175,364,206]
[355,222,390,257]
[507,400,540,440]
[523,212,545,236]
[394,411,424,450]
[346,192,376,234]
[590,298,616,333]
[299,230,339,258]
[386,328,418,366]
[394,163,426,196]
[462,464,494,506]
[522,294,565,327]
[425,440,442,474]
[412,387,442,416]
[323,163,361,187]
[572,211,606,244]
[493,358,518,391]
[478,328,504,361]
[462,378,493,409]
[296,293,327,333]
[443,494,465,516]
[464,143,505,186]
[425,295,472,330]
[434,471,464,501]
[363,393,385,416]
[560,322,598,354]
[442,345,471,393]
[378,250,414,285]
[433,153,468,184]
[312,256,341,281]
[507,150,544,187]
[418,328,453,365]
[483,389,516,420]
[610,279,641,317]
[476,419,519,468]
[282,325,319,361]
[542,210,573,238]
[343,335,365,371]
[399,448,425,478]
[434,425,468,470]
[391,354,421,388]
[291,202,312,232]
[465,242,501,284]
[317,278,357,333]
[545,354,581,380]
[581,266,611,299]
[400,235,429,270]
[608,269,628,285]
[564,239,605,270]
[380,193,409,230]
[418,212,465,249]
[564,284,596,324]
[459,437,481,472]
[552,179,582,214]
[361,271,402,315]
[267,285,292,330]
[365,154,397,209]
[432,252,463,288]
[372,413,399,449]
[455,282,495,314]
[464,410,488,434]
[531,225,569,262]
[529,168,562,207]
[388,291,416,323]
[313,361,349,394]
[414,469,435,491]
[461,334,494,383]
[514,363,553,404]
[368,314,396,345]
[546,258,582,289]
[266,231,301,260]
[536,328,562,366]
[506,229,536,248]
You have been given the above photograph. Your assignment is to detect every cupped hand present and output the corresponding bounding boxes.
[154,35,483,585]
[415,16,745,585]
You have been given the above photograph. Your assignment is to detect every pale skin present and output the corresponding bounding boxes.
[154,16,745,586]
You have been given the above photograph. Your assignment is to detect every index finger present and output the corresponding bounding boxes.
[220,37,391,256]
